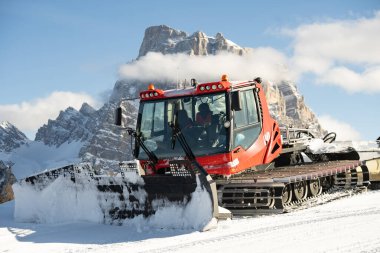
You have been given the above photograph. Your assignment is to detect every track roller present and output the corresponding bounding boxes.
[308,178,322,197]
[292,181,308,201]
[282,184,292,204]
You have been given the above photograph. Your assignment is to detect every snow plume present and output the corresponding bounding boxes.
[287,11,380,93]
[13,176,103,223]
[0,91,99,138]
[119,49,292,83]
[318,114,362,141]
[13,172,213,231]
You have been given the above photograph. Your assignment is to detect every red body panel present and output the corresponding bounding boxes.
[206,83,282,175]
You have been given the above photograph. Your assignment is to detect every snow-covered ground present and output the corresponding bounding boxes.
[2,189,380,253]
[1,140,379,253]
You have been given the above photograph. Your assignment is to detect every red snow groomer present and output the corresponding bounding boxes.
[114,75,378,217]
[19,75,380,227]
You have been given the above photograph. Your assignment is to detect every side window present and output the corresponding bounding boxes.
[233,89,261,149]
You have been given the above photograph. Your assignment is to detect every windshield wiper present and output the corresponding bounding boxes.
[126,128,158,169]
[170,112,209,176]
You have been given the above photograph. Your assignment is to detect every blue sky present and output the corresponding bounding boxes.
[0,0,379,140]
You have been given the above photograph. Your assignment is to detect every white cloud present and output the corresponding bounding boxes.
[288,11,380,93]
[119,49,293,83]
[318,66,380,93]
[0,91,99,138]
[318,115,362,141]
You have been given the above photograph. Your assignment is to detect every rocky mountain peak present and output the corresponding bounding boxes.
[138,25,249,58]
[79,103,96,116]
[0,121,29,153]
[35,106,94,147]
[215,32,224,40]
[190,31,207,38]
[0,121,11,129]
[138,25,188,58]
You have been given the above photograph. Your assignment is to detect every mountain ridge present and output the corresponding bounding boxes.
[138,24,250,58]
[0,121,29,153]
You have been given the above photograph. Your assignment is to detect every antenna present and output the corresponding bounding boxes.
[176,66,179,89]
[191,78,197,87]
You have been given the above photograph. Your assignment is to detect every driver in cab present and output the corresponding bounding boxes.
[196,103,212,126]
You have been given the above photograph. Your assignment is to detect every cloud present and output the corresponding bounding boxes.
[318,115,362,141]
[119,49,293,83]
[0,91,99,138]
[288,11,380,93]
[318,66,380,93]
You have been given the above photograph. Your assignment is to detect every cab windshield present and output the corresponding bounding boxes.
[137,92,228,159]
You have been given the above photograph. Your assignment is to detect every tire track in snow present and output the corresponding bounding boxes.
[137,208,380,253]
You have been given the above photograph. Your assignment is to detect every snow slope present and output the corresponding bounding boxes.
[1,190,380,253]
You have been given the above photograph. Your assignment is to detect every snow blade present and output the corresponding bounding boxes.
[16,161,218,228]
[107,174,199,221]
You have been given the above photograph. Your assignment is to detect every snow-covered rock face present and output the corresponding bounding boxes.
[109,79,149,103]
[35,105,96,147]
[138,25,249,58]
[6,82,136,171]
[32,96,136,167]
[263,81,324,135]
[0,121,29,153]
[0,160,16,203]
[78,102,135,167]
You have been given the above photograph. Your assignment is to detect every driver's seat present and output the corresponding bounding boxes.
[177,110,192,129]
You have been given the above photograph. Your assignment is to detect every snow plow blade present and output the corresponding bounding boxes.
[14,160,220,230]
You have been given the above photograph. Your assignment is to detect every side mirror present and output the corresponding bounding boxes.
[254,77,262,84]
[231,91,242,111]
[115,107,123,126]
